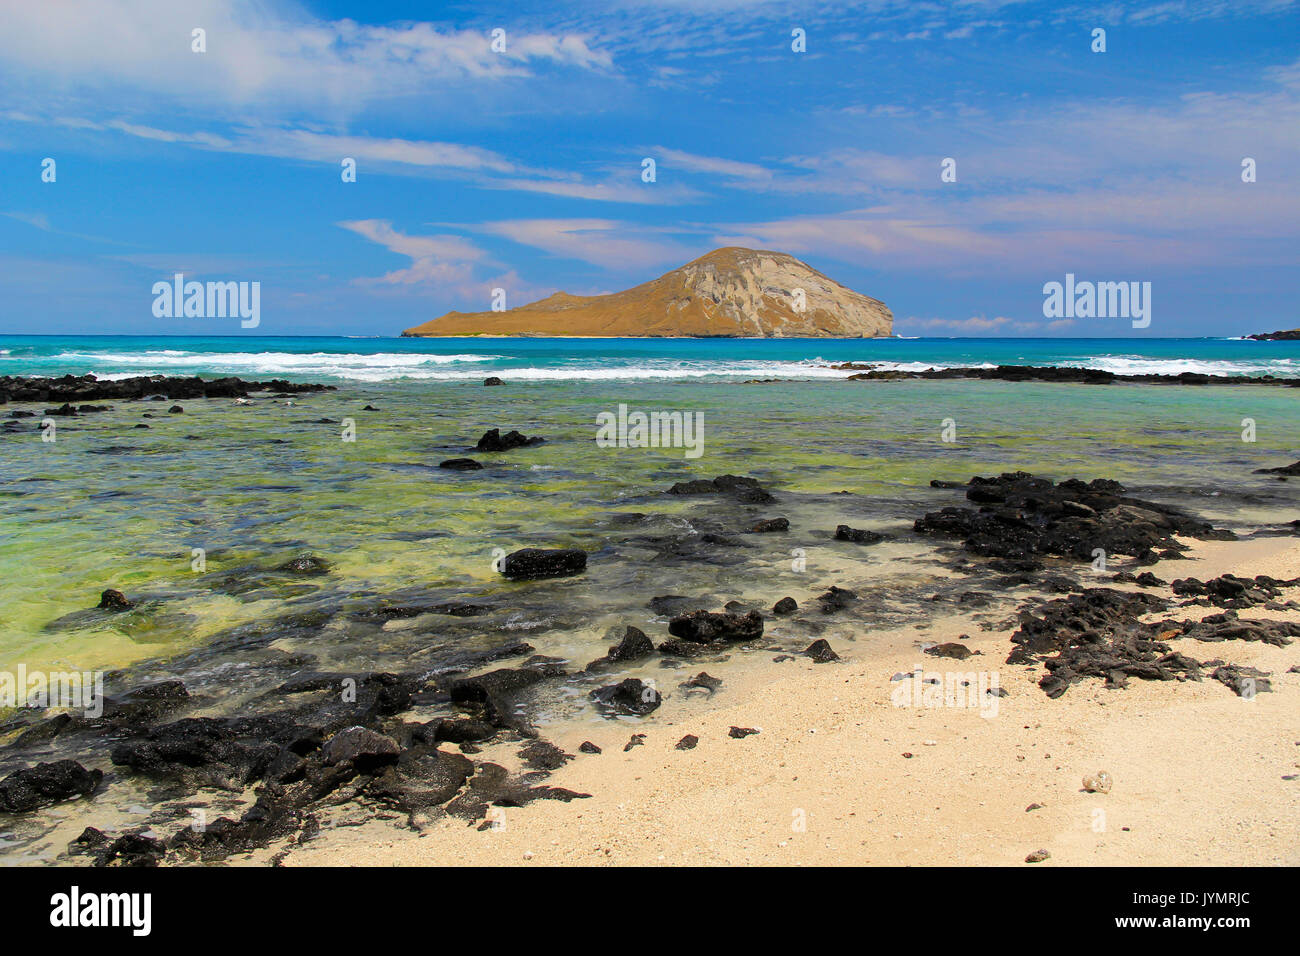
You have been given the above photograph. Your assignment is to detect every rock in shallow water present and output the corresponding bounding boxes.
[666,474,775,504]
[590,678,662,717]
[586,625,655,671]
[500,547,587,580]
[276,554,331,575]
[668,609,763,644]
[0,760,103,813]
[97,588,132,611]
[439,457,483,471]
[835,524,885,544]
[476,428,543,451]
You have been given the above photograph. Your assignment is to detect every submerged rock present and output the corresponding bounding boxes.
[835,525,885,545]
[667,474,775,504]
[276,554,331,575]
[1253,459,1300,476]
[817,586,857,614]
[749,517,789,533]
[439,457,483,471]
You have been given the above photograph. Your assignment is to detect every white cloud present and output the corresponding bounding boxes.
[338,220,487,286]
[0,0,612,119]
[477,219,690,269]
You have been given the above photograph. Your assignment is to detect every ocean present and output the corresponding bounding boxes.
[2,335,1299,382]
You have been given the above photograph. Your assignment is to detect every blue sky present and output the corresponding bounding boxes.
[0,0,1296,336]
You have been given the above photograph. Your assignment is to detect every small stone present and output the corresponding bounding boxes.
[1025,848,1051,863]
[773,596,798,615]
[578,741,601,754]
[1082,770,1113,794]
[728,726,759,739]
[803,639,839,663]
[675,734,699,750]
[680,672,722,694]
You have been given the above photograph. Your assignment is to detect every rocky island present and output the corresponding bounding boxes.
[401,247,893,338]
[1246,328,1300,341]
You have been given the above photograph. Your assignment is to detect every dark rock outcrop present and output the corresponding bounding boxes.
[667,609,764,644]
[476,428,543,452]
[916,473,1229,561]
[590,678,662,717]
[500,548,587,580]
[667,474,775,504]
[0,761,103,813]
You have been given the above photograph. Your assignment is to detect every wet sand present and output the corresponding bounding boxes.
[264,534,1300,867]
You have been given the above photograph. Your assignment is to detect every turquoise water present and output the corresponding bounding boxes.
[1,337,1296,676]
[2,335,1299,382]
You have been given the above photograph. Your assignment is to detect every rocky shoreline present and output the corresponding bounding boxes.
[0,374,334,405]
[2,423,1297,864]
[832,363,1300,386]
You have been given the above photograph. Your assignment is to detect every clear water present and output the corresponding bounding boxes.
[1,335,1297,861]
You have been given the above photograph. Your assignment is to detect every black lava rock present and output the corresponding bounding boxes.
[439,458,483,470]
[590,678,662,717]
[0,760,103,813]
[835,525,885,544]
[667,609,764,644]
[500,548,587,580]
[476,428,543,451]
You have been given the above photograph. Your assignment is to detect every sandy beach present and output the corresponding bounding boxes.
[266,534,1300,867]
